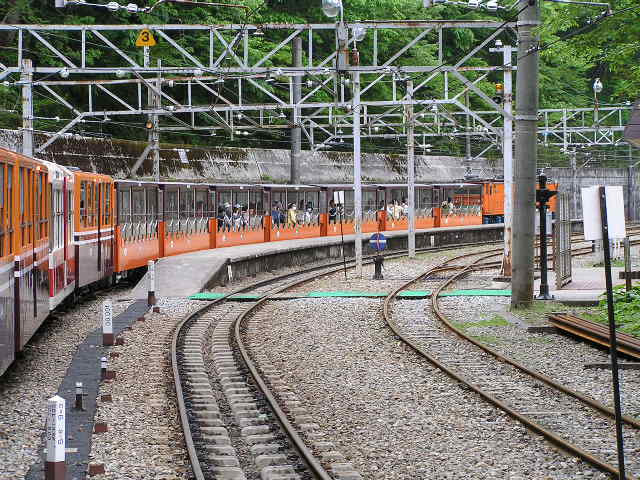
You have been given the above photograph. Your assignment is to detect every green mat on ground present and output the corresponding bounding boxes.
[440,289,512,296]
[188,289,511,300]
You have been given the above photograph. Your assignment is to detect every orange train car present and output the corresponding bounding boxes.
[0,146,562,378]
[482,181,558,223]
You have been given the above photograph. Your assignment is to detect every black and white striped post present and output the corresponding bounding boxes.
[102,299,113,346]
[147,260,156,306]
[45,395,66,480]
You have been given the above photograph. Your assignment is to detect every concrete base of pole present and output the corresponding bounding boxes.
[88,464,105,476]
[45,461,66,480]
[94,423,108,433]
[102,333,114,346]
[492,275,512,283]
[535,293,555,301]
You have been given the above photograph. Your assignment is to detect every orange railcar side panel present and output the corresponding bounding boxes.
[482,182,505,216]
[326,221,355,236]
[165,232,210,257]
[116,235,160,272]
[272,224,321,241]
[416,217,436,229]
[216,228,265,248]
[362,219,379,233]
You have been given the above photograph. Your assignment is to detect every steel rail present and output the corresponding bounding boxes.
[170,239,503,479]
[383,250,638,479]
[383,254,636,479]
[430,265,639,479]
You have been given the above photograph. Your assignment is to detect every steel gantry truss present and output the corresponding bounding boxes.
[2,20,517,159]
[1,19,634,277]
[1,21,631,162]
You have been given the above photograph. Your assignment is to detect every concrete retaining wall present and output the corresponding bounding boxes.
[0,129,498,183]
[212,224,504,286]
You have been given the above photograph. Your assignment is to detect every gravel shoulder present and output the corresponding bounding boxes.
[88,297,205,479]
[0,288,134,480]
[247,255,610,479]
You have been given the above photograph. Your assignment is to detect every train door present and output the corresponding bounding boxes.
[0,155,14,375]
[33,167,49,324]
[14,162,36,350]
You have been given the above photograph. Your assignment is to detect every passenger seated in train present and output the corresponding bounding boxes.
[328,200,337,223]
[286,203,297,226]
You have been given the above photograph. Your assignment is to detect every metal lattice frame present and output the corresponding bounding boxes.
[1,21,632,163]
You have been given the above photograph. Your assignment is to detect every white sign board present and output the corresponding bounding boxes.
[102,300,113,335]
[177,149,189,164]
[46,395,65,462]
[581,186,627,241]
[333,191,345,205]
[535,211,553,236]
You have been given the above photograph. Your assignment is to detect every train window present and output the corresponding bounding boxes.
[35,173,41,240]
[80,181,86,227]
[0,164,3,257]
[195,190,206,217]
[165,189,179,220]
[363,190,376,212]
[19,168,24,216]
[132,189,145,222]
[104,184,111,225]
[7,165,12,254]
[146,188,157,221]
[180,187,194,218]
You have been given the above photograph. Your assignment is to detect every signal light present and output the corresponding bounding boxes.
[493,83,504,104]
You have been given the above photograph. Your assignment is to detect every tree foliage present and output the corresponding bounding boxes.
[0,0,637,154]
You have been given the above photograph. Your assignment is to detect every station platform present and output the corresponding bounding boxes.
[131,223,504,299]
[532,267,626,304]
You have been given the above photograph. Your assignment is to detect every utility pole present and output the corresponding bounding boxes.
[465,91,471,161]
[405,80,416,258]
[291,37,303,184]
[21,58,33,157]
[491,43,513,277]
[151,60,161,182]
[512,0,540,307]
[353,70,363,276]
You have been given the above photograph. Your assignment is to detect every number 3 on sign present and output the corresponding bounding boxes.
[136,28,156,47]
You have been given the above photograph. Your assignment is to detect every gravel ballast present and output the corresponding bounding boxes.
[88,297,205,479]
[0,290,134,479]
[248,292,610,479]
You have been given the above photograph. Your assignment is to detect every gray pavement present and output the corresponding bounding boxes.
[533,267,626,303]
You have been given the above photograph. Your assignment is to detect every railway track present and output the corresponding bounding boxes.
[170,244,496,480]
[170,230,639,479]
[384,251,640,479]
[549,313,640,361]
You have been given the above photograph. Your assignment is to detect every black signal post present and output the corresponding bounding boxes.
[536,174,557,300]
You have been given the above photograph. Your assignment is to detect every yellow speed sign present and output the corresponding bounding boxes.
[136,29,156,47]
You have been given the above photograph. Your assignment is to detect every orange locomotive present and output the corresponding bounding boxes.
[0,147,551,376]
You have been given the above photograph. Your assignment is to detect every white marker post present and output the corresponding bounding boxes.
[102,299,113,346]
[147,260,156,306]
[581,185,627,479]
[45,395,66,480]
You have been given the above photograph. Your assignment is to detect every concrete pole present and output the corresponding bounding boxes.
[465,91,471,161]
[353,70,363,276]
[512,0,540,308]
[21,59,33,157]
[152,60,161,182]
[405,80,416,258]
[290,37,302,183]
[499,45,513,277]
[571,150,578,219]
[628,164,636,222]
